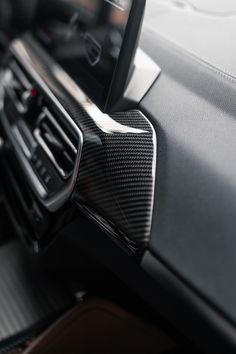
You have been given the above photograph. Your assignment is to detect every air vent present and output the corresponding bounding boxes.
[34,107,78,179]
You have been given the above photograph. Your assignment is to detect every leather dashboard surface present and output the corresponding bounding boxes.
[145,0,236,79]
[140,0,236,347]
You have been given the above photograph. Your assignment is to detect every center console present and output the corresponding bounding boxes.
[0,0,160,255]
[0,49,83,249]
[2,59,83,209]
[0,32,159,255]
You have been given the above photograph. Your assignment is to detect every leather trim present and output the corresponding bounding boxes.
[24,298,175,354]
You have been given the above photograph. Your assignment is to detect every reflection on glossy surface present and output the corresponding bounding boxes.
[52,66,147,135]
[36,0,133,109]
[12,37,156,254]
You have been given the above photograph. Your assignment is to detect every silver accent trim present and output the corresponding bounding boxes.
[12,125,32,159]
[9,60,32,91]
[9,40,84,213]
[41,107,78,155]
[123,48,161,106]
[34,128,67,179]
[139,111,157,237]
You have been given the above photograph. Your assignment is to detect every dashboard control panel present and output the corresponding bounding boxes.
[0,36,157,255]
[1,59,83,212]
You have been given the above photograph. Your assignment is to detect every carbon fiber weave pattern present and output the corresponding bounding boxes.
[75,110,155,252]
[10,36,157,254]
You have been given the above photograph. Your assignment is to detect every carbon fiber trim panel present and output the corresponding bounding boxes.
[75,111,155,253]
[10,35,157,254]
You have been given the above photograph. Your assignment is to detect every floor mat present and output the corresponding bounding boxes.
[0,241,73,353]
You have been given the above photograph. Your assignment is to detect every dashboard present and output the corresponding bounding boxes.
[1,0,236,353]
[35,0,143,112]
[1,35,157,253]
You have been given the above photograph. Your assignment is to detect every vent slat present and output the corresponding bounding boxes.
[34,107,79,180]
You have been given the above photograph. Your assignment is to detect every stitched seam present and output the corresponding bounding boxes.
[143,27,236,85]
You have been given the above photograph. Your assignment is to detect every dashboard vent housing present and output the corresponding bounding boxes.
[34,107,78,180]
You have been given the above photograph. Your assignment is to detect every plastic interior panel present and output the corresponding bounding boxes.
[10,35,157,254]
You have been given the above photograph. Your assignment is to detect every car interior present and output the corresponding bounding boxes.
[0,0,235,353]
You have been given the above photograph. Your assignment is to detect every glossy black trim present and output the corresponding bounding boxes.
[9,34,157,254]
